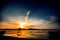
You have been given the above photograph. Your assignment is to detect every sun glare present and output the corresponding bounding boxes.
[19,22,26,29]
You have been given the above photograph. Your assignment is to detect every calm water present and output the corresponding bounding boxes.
[3,30,49,39]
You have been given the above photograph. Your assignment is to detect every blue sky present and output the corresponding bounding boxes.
[2,2,57,20]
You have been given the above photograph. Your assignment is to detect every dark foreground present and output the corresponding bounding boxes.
[0,36,48,40]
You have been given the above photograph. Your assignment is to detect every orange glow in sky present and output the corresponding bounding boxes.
[0,18,58,29]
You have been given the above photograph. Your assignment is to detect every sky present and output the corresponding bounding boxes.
[0,0,60,29]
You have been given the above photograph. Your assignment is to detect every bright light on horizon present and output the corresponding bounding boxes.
[19,22,26,29]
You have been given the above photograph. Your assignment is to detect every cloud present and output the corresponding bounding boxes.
[50,16,58,22]
[0,16,58,29]
[31,19,58,29]
[0,22,19,29]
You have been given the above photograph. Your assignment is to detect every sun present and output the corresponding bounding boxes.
[19,22,26,29]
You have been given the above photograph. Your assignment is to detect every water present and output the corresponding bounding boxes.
[3,30,49,39]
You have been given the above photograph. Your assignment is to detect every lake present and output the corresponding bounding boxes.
[3,30,49,39]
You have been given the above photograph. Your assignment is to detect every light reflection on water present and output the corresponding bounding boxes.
[4,30,49,39]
